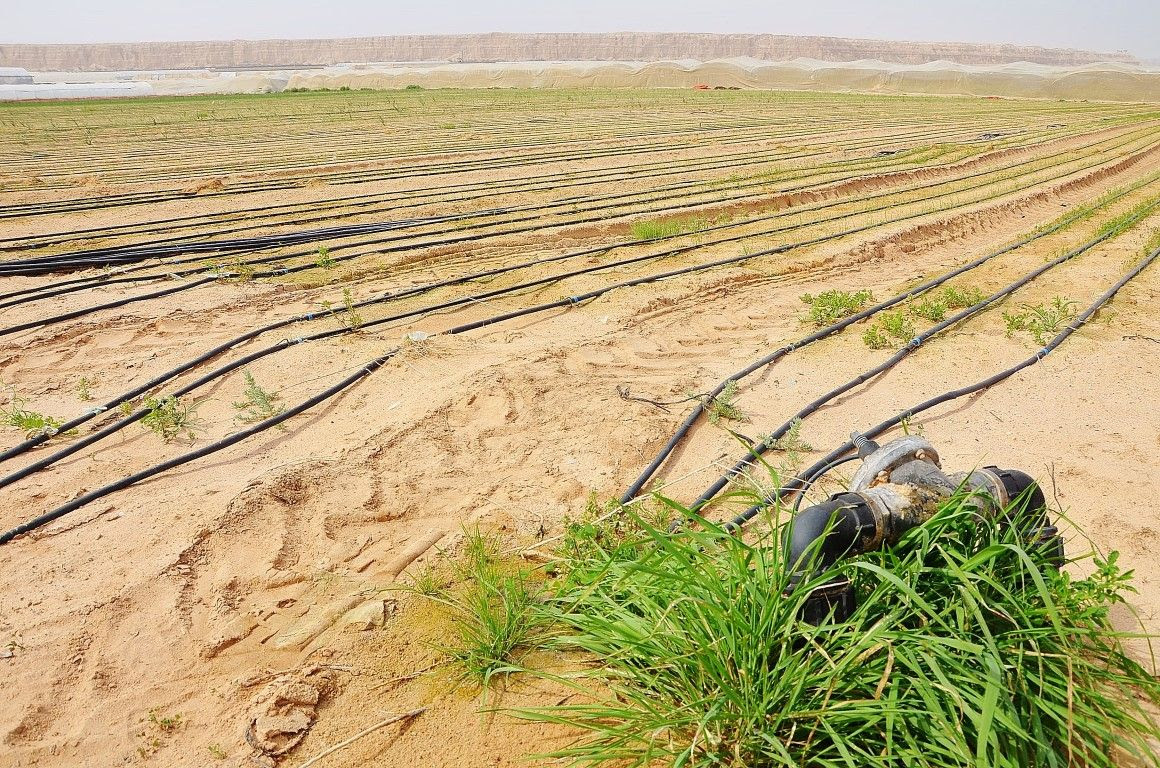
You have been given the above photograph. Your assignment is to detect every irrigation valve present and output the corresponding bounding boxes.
[787,434,1063,624]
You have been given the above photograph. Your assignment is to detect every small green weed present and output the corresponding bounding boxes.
[909,296,947,321]
[148,710,182,732]
[800,289,874,326]
[341,288,363,330]
[207,744,227,760]
[1003,297,1078,345]
[140,395,203,442]
[702,380,748,425]
[862,310,915,349]
[0,389,73,439]
[76,377,94,401]
[940,284,986,309]
[232,370,284,424]
[315,245,336,270]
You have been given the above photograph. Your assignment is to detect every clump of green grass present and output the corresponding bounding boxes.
[140,395,203,442]
[800,289,874,326]
[862,310,916,349]
[1003,297,1078,345]
[232,371,284,424]
[629,215,708,241]
[415,528,550,687]
[701,379,748,425]
[521,493,1160,768]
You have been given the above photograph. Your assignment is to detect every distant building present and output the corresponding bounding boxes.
[0,67,34,84]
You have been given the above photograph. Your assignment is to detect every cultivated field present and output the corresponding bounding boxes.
[2,89,1160,766]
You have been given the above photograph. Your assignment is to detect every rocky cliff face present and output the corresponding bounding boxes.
[0,33,1139,72]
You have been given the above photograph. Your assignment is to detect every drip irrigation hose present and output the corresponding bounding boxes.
[0,349,401,545]
[686,199,1159,513]
[0,212,489,276]
[0,115,991,220]
[4,129,1151,342]
[3,158,1154,483]
[790,454,863,513]
[723,242,1160,530]
[0,119,820,220]
[3,122,1146,310]
[617,174,1154,502]
[0,122,977,255]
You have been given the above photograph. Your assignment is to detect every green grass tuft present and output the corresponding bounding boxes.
[415,528,550,688]
[519,493,1160,768]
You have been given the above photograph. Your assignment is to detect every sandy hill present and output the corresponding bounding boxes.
[0,32,1140,72]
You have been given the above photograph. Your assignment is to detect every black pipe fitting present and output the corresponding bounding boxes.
[785,492,876,623]
[986,466,1064,565]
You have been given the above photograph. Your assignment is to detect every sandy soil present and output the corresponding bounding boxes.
[1,90,1159,767]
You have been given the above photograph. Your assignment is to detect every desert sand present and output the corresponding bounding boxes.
[0,88,1159,766]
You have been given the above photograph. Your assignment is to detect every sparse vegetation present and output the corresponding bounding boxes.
[341,288,364,330]
[906,284,986,323]
[232,370,284,424]
[140,395,203,442]
[76,377,95,401]
[909,295,948,321]
[148,710,183,732]
[800,289,874,326]
[1003,297,1078,344]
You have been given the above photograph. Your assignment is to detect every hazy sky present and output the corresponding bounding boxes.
[5,0,1159,59]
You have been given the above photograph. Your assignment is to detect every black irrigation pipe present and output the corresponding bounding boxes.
[0,128,961,270]
[726,241,1160,530]
[7,199,1156,549]
[0,128,1014,307]
[2,170,1150,488]
[684,197,1159,513]
[0,130,960,301]
[0,135,1152,476]
[4,127,1149,338]
[2,120,960,251]
[0,348,402,545]
[618,175,1155,502]
[0,211,492,276]
[0,116,823,219]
